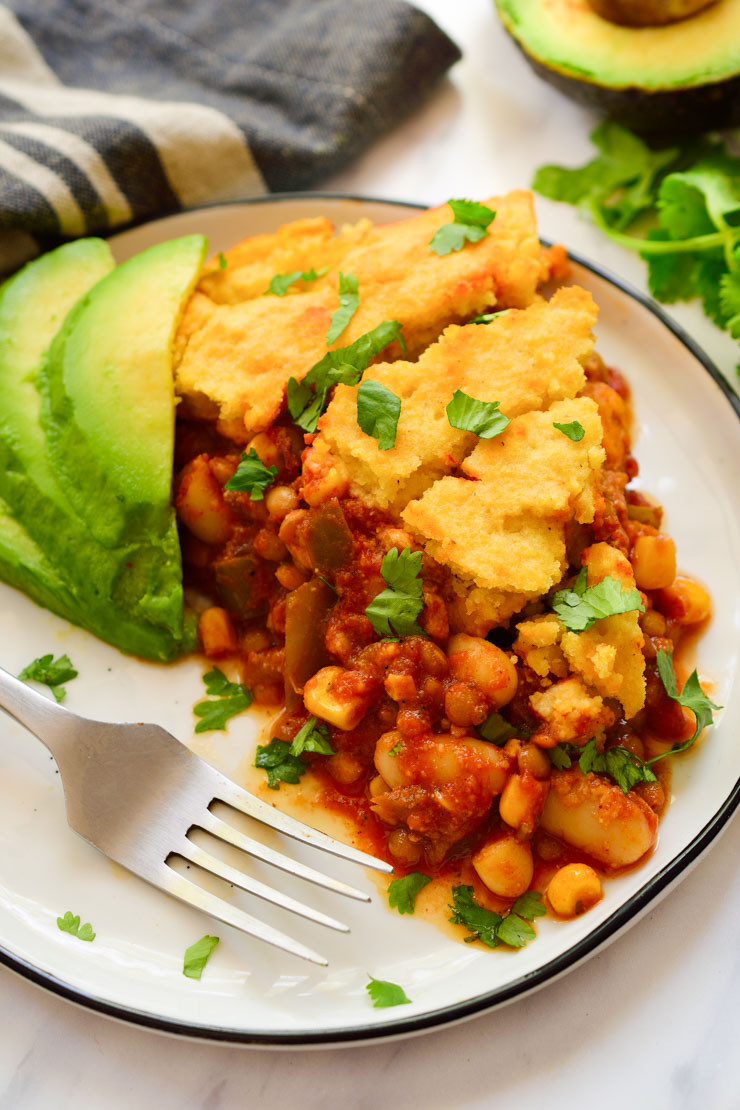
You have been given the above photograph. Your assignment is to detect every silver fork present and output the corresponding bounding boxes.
[0,666,392,966]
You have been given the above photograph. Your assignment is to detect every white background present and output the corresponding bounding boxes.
[1,1,739,1106]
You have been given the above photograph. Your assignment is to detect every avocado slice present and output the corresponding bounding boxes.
[0,238,204,661]
[496,0,740,136]
[40,234,207,637]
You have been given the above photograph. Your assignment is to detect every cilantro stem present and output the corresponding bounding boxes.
[588,201,726,256]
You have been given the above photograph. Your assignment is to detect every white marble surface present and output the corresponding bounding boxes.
[1,0,739,1105]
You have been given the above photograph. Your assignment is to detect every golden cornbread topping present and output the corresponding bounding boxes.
[174,195,717,947]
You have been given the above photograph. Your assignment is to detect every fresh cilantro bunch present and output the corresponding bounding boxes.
[224,447,277,499]
[287,320,406,433]
[533,123,740,360]
[652,648,721,760]
[365,546,425,639]
[449,886,545,949]
[193,667,252,733]
[18,652,78,703]
[255,715,334,789]
[552,567,644,632]
[578,737,658,794]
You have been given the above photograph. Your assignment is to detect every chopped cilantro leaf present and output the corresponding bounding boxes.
[649,649,721,764]
[287,320,405,433]
[57,911,95,942]
[327,271,360,344]
[365,547,425,639]
[193,668,252,733]
[553,420,585,442]
[471,310,510,324]
[548,743,579,770]
[446,390,510,439]
[552,567,644,632]
[366,975,411,1008]
[387,871,432,915]
[218,251,228,271]
[389,740,403,757]
[19,653,78,703]
[183,934,219,979]
[356,379,401,450]
[578,737,657,794]
[449,885,502,948]
[450,885,543,949]
[224,448,278,499]
[477,710,519,746]
[430,199,496,257]
[495,913,535,949]
[255,738,307,789]
[510,890,546,921]
[289,715,334,756]
[265,267,328,297]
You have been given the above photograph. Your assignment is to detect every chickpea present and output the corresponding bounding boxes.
[640,608,667,638]
[368,774,389,798]
[198,607,238,658]
[447,634,518,709]
[472,835,534,899]
[303,666,370,731]
[253,527,288,562]
[388,828,423,866]
[247,431,281,469]
[655,575,711,625]
[631,534,676,590]
[241,627,271,653]
[326,752,364,785]
[547,863,602,917]
[385,673,417,703]
[275,563,310,591]
[516,742,552,780]
[445,682,487,727]
[266,484,300,521]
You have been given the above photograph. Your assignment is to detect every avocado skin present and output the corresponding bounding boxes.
[515,43,740,137]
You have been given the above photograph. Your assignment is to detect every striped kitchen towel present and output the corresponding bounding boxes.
[0,0,459,271]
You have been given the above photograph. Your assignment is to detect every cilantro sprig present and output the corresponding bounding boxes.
[356,379,401,450]
[19,653,78,703]
[449,886,545,949]
[365,547,425,639]
[552,567,644,632]
[183,934,219,979]
[387,871,432,915]
[57,910,95,942]
[193,667,252,734]
[446,390,510,439]
[264,267,327,297]
[255,716,334,789]
[327,271,360,344]
[366,975,411,1008]
[224,447,278,500]
[651,649,721,763]
[533,123,740,358]
[430,199,497,257]
[287,320,406,433]
[578,738,658,794]
[477,710,521,746]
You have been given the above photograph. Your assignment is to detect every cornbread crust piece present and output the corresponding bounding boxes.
[514,543,646,718]
[309,286,598,513]
[529,676,614,745]
[401,396,605,628]
[173,192,542,441]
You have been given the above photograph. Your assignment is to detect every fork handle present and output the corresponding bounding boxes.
[0,665,73,757]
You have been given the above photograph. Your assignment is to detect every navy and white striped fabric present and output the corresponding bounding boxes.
[0,0,459,271]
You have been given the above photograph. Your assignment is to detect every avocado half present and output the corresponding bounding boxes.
[495,0,740,137]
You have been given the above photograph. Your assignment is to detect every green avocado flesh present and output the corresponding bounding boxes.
[496,0,740,89]
[0,235,206,661]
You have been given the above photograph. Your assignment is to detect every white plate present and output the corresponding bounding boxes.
[1,196,738,1046]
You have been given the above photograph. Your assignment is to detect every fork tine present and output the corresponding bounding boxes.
[158,865,329,966]
[212,775,394,874]
[176,840,350,933]
[200,810,371,903]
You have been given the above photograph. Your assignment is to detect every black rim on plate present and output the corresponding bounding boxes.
[1,193,738,1045]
